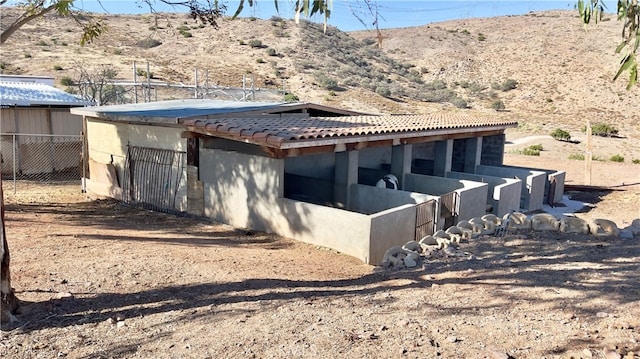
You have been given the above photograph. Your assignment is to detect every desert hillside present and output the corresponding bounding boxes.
[1,8,638,151]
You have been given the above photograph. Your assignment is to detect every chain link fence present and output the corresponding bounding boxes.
[1,133,84,194]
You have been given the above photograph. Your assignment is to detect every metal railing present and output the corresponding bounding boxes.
[0,133,83,193]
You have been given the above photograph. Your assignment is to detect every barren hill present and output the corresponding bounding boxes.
[1,8,638,141]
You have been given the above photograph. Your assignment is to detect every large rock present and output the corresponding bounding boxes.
[559,216,590,234]
[531,213,559,231]
[590,219,620,237]
[506,212,531,230]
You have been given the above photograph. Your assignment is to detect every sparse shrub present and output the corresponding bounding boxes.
[591,123,619,137]
[420,67,429,74]
[256,58,265,64]
[113,49,122,55]
[376,86,391,97]
[328,90,336,97]
[424,79,447,90]
[314,72,338,90]
[53,65,63,71]
[477,33,486,41]
[568,153,585,160]
[491,82,501,91]
[266,48,277,56]
[248,39,263,48]
[501,79,518,91]
[36,40,48,46]
[180,30,193,38]
[24,53,32,58]
[521,146,541,156]
[610,154,624,162]
[451,97,468,109]
[632,159,640,164]
[550,128,571,141]
[60,76,74,86]
[284,92,299,102]
[137,38,162,48]
[136,69,153,78]
[0,62,6,70]
[239,39,246,45]
[491,100,505,111]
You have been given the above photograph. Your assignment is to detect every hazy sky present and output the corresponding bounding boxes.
[7,1,619,31]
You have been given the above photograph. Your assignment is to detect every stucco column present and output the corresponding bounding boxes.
[334,150,359,208]
[464,137,483,173]
[390,144,412,189]
[433,139,453,177]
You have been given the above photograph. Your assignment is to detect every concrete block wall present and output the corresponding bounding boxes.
[480,134,506,166]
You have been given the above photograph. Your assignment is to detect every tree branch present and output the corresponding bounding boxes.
[1,3,57,44]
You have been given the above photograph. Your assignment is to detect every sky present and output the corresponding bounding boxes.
[6,0,619,32]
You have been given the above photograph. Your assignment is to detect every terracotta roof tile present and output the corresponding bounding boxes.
[184,114,517,148]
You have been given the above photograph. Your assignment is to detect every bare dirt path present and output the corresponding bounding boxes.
[1,187,639,359]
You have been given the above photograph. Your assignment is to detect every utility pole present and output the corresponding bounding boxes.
[585,119,592,185]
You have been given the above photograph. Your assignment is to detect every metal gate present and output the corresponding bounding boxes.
[415,199,437,241]
[440,191,459,229]
[123,146,185,213]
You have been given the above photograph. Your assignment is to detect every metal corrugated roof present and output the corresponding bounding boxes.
[70,99,285,119]
[183,114,518,149]
[0,81,91,107]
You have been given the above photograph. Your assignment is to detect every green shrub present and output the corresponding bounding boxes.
[24,53,32,58]
[60,76,74,86]
[136,69,153,78]
[112,49,122,55]
[501,79,518,91]
[550,128,571,141]
[632,159,640,164]
[0,62,6,70]
[477,33,486,41]
[314,72,338,90]
[491,100,505,111]
[256,58,265,64]
[610,154,624,162]
[36,40,49,46]
[53,65,63,71]
[591,123,619,137]
[284,92,299,102]
[529,144,543,151]
[568,153,585,160]
[248,39,263,48]
[180,30,193,38]
[239,39,246,45]
[451,97,468,109]
[266,48,277,56]
[137,38,162,48]
[376,86,391,97]
[328,90,336,97]
[521,147,541,156]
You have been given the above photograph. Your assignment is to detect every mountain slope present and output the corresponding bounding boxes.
[1,8,637,138]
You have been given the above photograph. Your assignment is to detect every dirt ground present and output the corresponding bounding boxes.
[1,133,640,359]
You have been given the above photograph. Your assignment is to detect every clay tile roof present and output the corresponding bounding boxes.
[184,114,517,149]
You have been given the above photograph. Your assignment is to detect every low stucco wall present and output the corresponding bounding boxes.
[349,184,433,214]
[476,165,546,211]
[455,179,489,221]
[369,204,417,264]
[200,147,430,264]
[403,173,488,222]
[446,172,522,217]
[277,198,373,263]
[502,166,566,205]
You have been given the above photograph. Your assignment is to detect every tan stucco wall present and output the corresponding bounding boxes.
[85,119,187,211]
